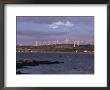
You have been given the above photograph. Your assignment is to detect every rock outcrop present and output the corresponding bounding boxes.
[16,59,64,69]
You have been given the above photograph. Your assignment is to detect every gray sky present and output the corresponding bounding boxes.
[16,16,94,45]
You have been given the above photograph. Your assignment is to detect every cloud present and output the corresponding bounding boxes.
[48,25,59,29]
[54,21,65,26]
[65,21,74,27]
[48,21,74,29]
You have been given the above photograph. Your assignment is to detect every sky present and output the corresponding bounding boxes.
[16,16,94,45]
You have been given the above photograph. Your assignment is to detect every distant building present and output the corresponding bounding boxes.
[73,41,76,47]
[35,41,38,46]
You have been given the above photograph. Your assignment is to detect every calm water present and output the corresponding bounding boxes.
[16,53,94,74]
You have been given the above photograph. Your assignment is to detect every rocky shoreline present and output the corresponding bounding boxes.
[16,59,64,74]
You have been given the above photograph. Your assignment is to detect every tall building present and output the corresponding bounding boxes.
[73,41,76,47]
[48,41,51,45]
[35,41,38,46]
[77,41,80,46]
[56,40,59,44]
[65,39,69,44]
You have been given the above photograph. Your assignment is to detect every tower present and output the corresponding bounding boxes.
[56,40,59,44]
[77,41,80,46]
[65,39,69,44]
[36,41,38,46]
[73,41,76,47]
[48,41,51,45]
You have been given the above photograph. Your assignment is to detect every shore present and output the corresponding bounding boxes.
[17,51,94,54]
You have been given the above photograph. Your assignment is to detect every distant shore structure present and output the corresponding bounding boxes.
[73,41,76,47]
[35,41,38,46]
[17,39,93,47]
[35,39,81,47]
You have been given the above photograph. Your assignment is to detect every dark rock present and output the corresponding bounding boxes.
[16,59,64,68]
[73,67,78,69]
[16,71,22,74]
[16,71,29,74]
[59,55,62,57]
[16,61,23,69]
[33,61,64,64]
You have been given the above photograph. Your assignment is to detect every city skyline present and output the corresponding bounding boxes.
[16,16,94,45]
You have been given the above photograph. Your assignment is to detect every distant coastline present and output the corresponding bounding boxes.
[16,44,94,54]
[17,51,94,54]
